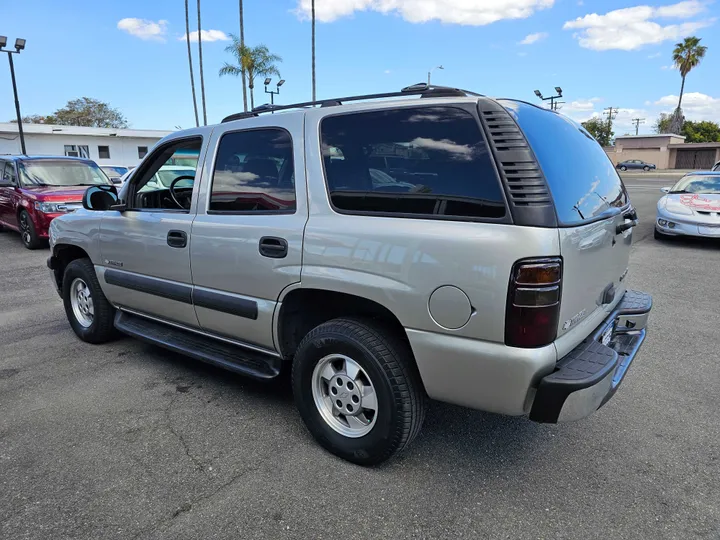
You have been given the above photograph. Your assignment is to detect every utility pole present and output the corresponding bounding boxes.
[603,106,618,143]
[632,117,645,136]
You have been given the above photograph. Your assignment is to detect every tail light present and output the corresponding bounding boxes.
[505,258,562,348]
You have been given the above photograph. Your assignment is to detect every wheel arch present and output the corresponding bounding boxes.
[276,287,414,363]
[50,244,91,293]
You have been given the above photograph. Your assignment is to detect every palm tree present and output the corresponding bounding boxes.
[197,0,208,125]
[312,0,316,101]
[670,36,707,133]
[219,38,282,110]
[239,0,248,112]
[184,0,199,127]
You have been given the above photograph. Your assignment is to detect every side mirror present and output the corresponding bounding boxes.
[82,185,119,211]
[660,187,671,193]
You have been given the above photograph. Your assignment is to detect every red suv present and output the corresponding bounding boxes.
[0,156,112,249]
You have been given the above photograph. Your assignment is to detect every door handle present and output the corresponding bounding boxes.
[167,230,188,248]
[259,236,288,258]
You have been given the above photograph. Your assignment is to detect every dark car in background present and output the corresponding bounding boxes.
[0,156,112,249]
[616,159,656,172]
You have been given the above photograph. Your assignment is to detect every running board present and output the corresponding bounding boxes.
[114,311,281,380]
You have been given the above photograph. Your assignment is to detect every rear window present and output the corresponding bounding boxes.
[500,100,628,226]
[320,106,506,220]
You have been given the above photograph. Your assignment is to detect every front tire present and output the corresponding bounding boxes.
[18,210,42,250]
[62,258,117,344]
[292,318,426,465]
[643,166,650,171]
[620,166,627,171]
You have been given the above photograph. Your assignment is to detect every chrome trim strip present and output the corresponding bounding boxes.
[117,306,281,358]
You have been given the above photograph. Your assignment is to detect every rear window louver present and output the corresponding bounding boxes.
[478,101,557,227]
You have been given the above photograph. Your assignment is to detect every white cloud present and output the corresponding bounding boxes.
[560,97,603,122]
[117,18,168,41]
[384,69,392,74]
[563,1,712,51]
[655,92,720,120]
[295,0,555,25]
[180,30,230,42]
[661,64,677,70]
[647,52,661,58]
[519,32,548,45]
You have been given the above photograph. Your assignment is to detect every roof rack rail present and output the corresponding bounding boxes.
[221,83,482,123]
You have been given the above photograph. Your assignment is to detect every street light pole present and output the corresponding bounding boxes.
[427,65,443,85]
[264,78,285,112]
[1,37,27,155]
[534,87,563,112]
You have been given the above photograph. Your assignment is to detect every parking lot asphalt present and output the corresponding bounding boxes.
[1,176,719,540]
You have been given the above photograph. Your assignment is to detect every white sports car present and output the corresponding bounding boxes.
[655,171,720,239]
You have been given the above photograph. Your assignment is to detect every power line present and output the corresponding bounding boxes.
[632,117,646,135]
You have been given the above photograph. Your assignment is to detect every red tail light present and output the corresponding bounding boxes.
[505,258,562,348]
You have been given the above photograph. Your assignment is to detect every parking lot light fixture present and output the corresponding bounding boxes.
[277,79,285,87]
[555,86,562,96]
[264,77,272,86]
[1,37,27,154]
[264,78,285,110]
[534,89,542,99]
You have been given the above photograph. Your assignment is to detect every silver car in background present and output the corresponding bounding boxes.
[656,171,720,239]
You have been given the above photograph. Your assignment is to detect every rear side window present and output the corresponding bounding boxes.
[320,106,506,220]
[501,100,628,226]
[210,128,295,213]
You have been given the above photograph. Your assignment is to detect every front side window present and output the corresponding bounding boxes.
[209,128,295,213]
[320,106,506,219]
[502,99,628,226]
[18,160,110,187]
[129,138,202,212]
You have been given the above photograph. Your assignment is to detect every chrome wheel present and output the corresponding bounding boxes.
[19,213,32,245]
[311,354,378,438]
[70,278,94,328]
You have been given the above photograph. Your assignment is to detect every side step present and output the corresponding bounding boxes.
[114,311,281,380]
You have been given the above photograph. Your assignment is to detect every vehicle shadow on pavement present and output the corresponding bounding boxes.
[141,341,552,471]
[655,236,720,251]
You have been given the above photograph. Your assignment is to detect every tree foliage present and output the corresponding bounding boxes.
[219,36,282,109]
[670,36,707,133]
[10,98,128,128]
[654,114,720,142]
[47,97,128,128]
[582,117,614,147]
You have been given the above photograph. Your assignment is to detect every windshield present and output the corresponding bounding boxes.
[670,175,720,194]
[101,166,129,177]
[19,160,111,187]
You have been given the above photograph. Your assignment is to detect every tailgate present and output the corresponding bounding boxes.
[557,213,632,338]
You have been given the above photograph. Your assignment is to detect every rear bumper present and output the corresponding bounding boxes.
[529,290,652,423]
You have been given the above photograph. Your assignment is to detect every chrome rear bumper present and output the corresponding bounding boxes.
[529,290,652,423]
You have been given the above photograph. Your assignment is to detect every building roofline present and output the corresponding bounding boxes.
[616,133,685,139]
[0,122,171,138]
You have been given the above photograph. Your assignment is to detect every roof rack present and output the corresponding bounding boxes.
[221,83,482,123]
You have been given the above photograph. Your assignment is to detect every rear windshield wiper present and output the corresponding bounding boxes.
[669,190,689,194]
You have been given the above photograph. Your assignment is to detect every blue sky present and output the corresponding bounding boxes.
[1,0,718,134]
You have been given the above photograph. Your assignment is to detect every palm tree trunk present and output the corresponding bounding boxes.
[197,0,208,126]
[249,82,255,110]
[311,0,316,101]
[240,0,248,112]
[677,74,686,111]
[184,0,199,127]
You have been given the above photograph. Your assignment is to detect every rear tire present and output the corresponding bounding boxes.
[292,318,426,466]
[620,166,627,171]
[62,258,117,344]
[18,210,42,250]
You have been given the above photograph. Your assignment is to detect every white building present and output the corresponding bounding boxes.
[0,123,171,167]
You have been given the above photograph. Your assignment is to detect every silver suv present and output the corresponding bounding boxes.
[48,85,652,465]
